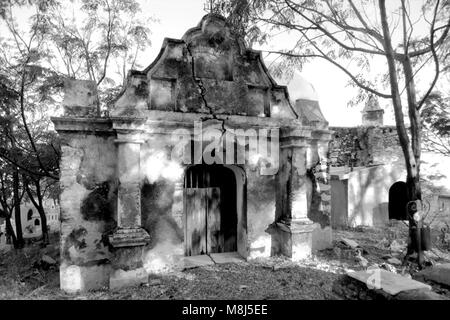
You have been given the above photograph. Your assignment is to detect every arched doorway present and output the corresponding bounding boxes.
[184,164,244,256]
[27,209,33,221]
[389,181,408,220]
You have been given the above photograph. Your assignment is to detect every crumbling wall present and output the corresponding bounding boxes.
[59,132,117,292]
[246,168,277,259]
[115,14,297,120]
[346,164,404,227]
[139,134,185,273]
[306,140,332,251]
[329,126,403,168]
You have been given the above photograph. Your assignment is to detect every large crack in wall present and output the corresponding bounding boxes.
[184,41,227,137]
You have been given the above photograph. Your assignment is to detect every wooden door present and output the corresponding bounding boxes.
[185,187,221,256]
[206,187,223,253]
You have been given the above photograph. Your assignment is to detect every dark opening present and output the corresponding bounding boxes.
[27,209,33,221]
[34,219,40,226]
[184,164,238,255]
[389,181,408,220]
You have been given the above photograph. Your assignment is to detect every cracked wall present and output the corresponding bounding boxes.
[59,133,117,292]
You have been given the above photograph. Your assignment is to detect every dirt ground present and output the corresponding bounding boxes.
[1,222,449,300]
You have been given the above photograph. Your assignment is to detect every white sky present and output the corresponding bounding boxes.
[140,0,366,126]
[2,0,447,127]
[140,0,444,127]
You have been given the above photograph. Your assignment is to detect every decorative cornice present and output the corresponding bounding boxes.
[108,227,150,248]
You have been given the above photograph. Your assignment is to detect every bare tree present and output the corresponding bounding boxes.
[217,0,450,262]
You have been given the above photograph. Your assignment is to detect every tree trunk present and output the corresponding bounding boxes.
[403,56,422,202]
[36,181,49,245]
[37,206,49,245]
[5,214,17,246]
[13,169,24,249]
[379,0,423,263]
[24,177,49,245]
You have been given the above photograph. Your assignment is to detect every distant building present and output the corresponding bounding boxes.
[361,95,384,126]
[329,97,450,228]
[0,199,60,241]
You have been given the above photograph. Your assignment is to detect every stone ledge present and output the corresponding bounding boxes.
[275,220,316,234]
[51,117,113,133]
[109,227,151,248]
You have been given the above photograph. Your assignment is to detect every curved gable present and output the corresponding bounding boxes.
[112,14,297,119]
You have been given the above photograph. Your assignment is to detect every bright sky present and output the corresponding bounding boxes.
[139,0,432,127]
[2,0,446,127]
[141,0,366,126]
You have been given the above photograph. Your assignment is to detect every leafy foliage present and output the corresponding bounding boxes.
[421,91,450,155]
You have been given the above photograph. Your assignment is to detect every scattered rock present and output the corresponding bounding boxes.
[148,279,162,286]
[379,263,397,273]
[424,250,439,260]
[355,253,368,267]
[387,258,402,266]
[333,247,342,258]
[389,240,406,253]
[379,238,391,248]
[41,255,56,265]
[341,238,359,249]
[347,268,432,296]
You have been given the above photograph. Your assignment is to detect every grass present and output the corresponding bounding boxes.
[1,223,449,300]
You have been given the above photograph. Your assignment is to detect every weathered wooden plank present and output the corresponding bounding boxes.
[185,188,207,256]
[206,187,222,253]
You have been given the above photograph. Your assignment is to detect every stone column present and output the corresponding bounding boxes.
[108,132,150,290]
[109,134,150,246]
[307,129,333,251]
[267,127,315,261]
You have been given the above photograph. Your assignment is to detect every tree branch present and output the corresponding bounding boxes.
[417,0,441,110]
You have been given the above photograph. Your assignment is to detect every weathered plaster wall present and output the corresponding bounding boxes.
[328,126,404,228]
[113,15,296,120]
[246,169,276,259]
[54,14,333,292]
[330,178,348,228]
[331,164,405,228]
[329,125,450,195]
[139,133,184,273]
[306,138,332,251]
[347,164,404,227]
[59,132,117,292]
[137,129,278,269]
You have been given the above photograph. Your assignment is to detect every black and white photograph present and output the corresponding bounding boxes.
[0,0,449,309]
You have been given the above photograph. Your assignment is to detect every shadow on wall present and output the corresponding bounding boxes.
[348,165,404,227]
[372,202,389,227]
[141,180,183,249]
[306,169,330,228]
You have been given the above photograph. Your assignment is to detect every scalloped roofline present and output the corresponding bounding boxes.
[119,14,298,118]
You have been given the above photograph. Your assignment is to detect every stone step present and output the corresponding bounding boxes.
[347,268,431,295]
[182,254,215,269]
[332,268,448,300]
[209,252,246,264]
